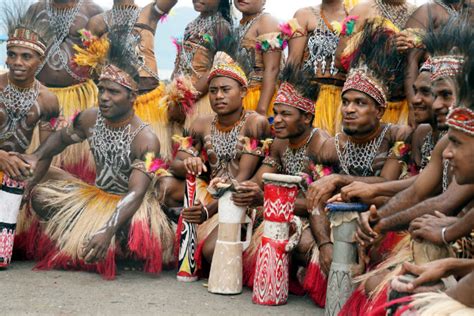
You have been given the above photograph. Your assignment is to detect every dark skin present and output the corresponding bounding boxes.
[432,77,457,131]
[356,77,458,244]
[355,137,448,245]
[306,90,411,213]
[29,0,103,87]
[337,71,436,204]
[235,0,281,115]
[232,102,338,275]
[0,46,59,181]
[26,79,160,263]
[86,0,177,92]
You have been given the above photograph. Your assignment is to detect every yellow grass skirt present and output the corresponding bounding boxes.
[242,85,277,118]
[382,99,409,125]
[34,179,175,279]
[133,83,178,160]
[315,84,342,136]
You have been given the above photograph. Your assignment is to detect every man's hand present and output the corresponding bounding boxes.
[409,211,458,245]
[0,150,34,180]
[231,181,264,207]
[319,243,333,276]
[355,205,379,247]
[183,156,207,176]
[182,200,207,224]
[307,174,340,213]
[340,181,379,204]
[81,228,115,263]
[390,260,453,293]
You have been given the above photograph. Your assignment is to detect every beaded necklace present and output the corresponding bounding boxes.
[335,124,390,176]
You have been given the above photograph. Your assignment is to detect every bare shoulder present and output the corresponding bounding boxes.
[133,124,160,157]
[257,13,280,33]
[77,107,99,129]
[246,111,269,126]
[387,124,413,143]
[38,84,60,118]
[349,0,375,16]
[413,123,432,140]
[83,0,104,17]
[86,12,107,35]
[245,112,270,134]
[293,6,314,26]
[190,115,213,136]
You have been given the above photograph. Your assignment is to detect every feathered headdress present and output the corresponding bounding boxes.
[342,20,406,107]
[208,51,248,87]
[1,0,53,56]
[74,25,139,91]
[274,64,319,115]
[423,15,473,82]
[446,42,474,136]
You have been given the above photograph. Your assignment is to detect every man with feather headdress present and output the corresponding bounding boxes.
[20,27,175,280]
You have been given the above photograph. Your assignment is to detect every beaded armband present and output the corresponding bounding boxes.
[280,19,306,40]
[132,152,170,179]
[390,141,412,179]
[256,32,287,53]
[172,135,199,157]
[39,117,59,132]
[309,162,334,181]
[240,137,273,157]
[262,156,282,172]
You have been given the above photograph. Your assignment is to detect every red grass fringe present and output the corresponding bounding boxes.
[303,262,328,307]
[339,287,369,316]
[174,214,184,264]
[128,220,162,274]
[242,248,258,288]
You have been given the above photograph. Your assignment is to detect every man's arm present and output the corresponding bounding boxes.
[377,181,474,233]
[142,0,178,31]
[286,8,309,67]
[447,270,474,308]
[376,136,447,219]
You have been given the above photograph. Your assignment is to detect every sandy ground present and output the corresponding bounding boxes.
[2,261,324,315]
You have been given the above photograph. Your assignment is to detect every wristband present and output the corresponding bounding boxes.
[441,227,450,246]
[154,3,166,15]
[202,205,209,221]
[318,241,333,250]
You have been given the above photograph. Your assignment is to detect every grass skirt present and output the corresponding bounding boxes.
[242,85,277,118]
[33,179,175,280]
[315,84,343,136]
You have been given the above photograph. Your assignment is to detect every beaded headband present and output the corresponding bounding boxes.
[430,55,464,81]
[274,82,315,115]
[447,107,474,136]
[208,52,248,87]
[419,58,432,73]
[342,67,387,107]
[7,27,47,56]
[99,64,138,92]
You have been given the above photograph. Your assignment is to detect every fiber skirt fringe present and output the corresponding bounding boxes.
[242,85,277,118]
[401,292,474,316]
[134,83,177,160]
[33,179,175,280]
[315,84,342,136]
[383,100,409,126]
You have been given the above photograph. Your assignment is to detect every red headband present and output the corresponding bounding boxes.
[99,64,138,92]
[342,68,386,107]
[430,55,464,81]
[274,82,314,115]
[447,107,474,136]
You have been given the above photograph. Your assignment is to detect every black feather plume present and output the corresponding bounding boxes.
[279,63,320,102]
